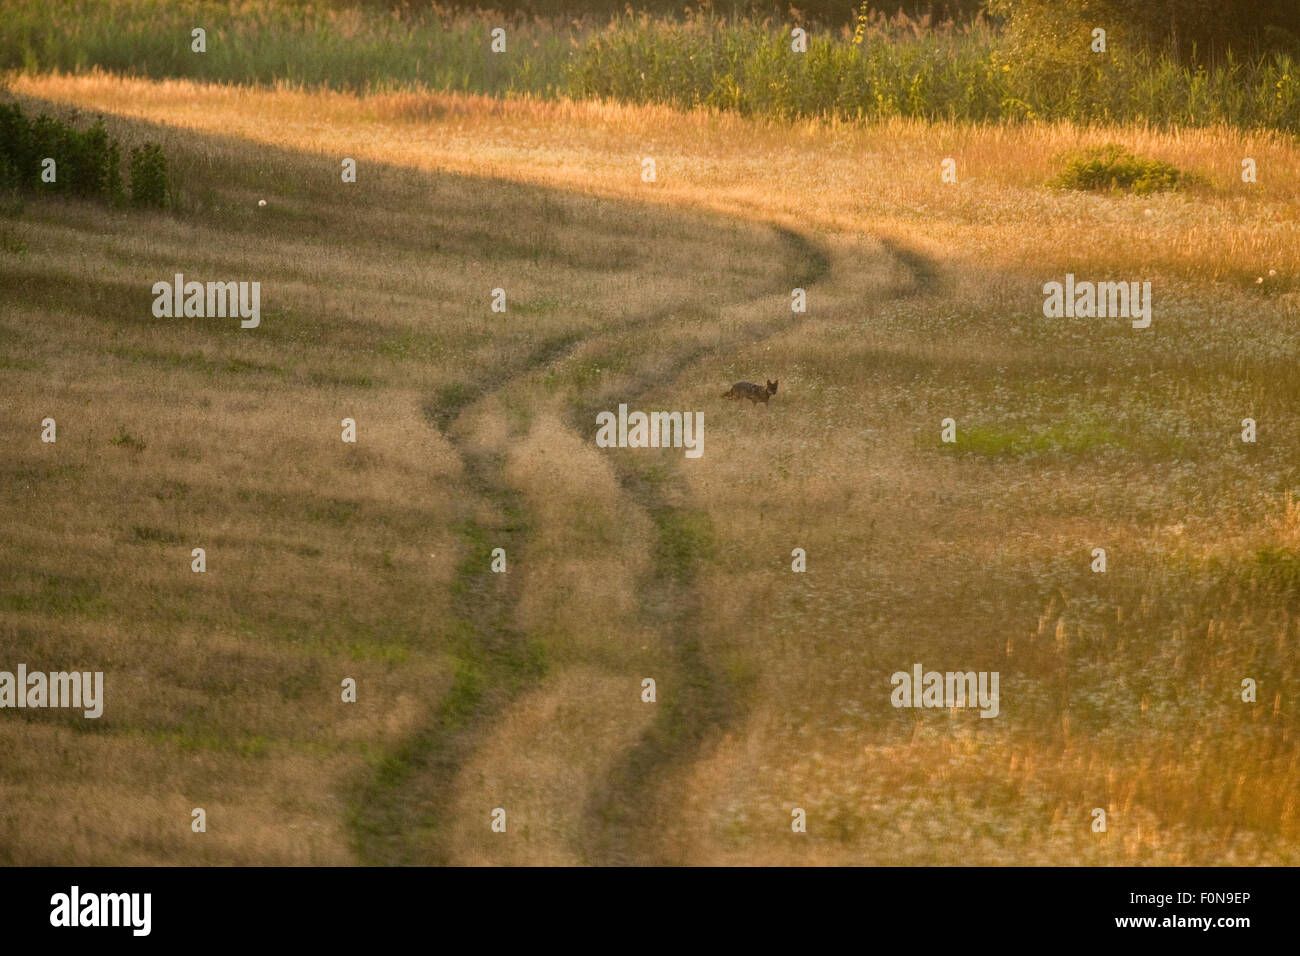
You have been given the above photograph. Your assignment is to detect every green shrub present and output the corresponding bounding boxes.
[1047,144,1186,194]
[0,101,157,205]
[0,104,34,188]
[63,117,120,199]
[129,142,167,207]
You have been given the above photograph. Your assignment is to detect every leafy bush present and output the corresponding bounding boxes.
[129,142,167,207]
[0,104,36,188]
[1047,145,1186,194]
[61,117,120,199]
[0,101,158,205]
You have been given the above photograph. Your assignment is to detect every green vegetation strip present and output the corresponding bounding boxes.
[3,1,1298,132]
[0,102,168,206]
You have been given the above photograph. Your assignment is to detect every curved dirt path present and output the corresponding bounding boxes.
[347,189,944,864]
[348,215,839,864]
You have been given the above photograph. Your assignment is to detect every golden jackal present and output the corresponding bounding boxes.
[723,379,778,405]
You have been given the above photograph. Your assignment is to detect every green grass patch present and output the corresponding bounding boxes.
[347,640,409,665]
[145,728,272,757]
[108,424,147,451]
[424,381,476,432]
[438,655,485,730]
[376,330,444,361]
[653,508,715,579]
[1047,144,1190,194]
[0,572,108,617]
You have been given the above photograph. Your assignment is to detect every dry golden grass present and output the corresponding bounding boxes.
[2,70,1297,864]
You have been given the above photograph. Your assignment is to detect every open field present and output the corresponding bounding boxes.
[2,70,1299,864]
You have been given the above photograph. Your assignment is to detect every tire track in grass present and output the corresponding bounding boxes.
[348,214,930,865]
[572,224,835,865]
[347,411,542,864]
[573,231,943,864]
[345,221,795,864]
